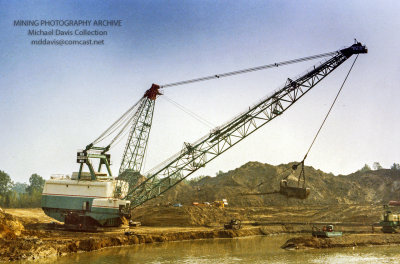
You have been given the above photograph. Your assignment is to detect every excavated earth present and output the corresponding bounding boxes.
[1,162,400,261]
[147,162,400,207]
[1,207,267,262]
[0,204,398,262]
[281,234,400,250]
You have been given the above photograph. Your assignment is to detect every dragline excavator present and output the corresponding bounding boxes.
[41,42,367,228]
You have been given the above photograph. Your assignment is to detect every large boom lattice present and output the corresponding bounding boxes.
[125,42,367,208]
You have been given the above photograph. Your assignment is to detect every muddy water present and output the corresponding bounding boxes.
[43,235,400,263]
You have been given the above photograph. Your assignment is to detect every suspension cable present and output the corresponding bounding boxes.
[160,51,338,88]
[109,99,145,147]
[109,124,132,150]
[161,95,215,128]
[90,50,340,148]
[92,99,141,145]
[94,109,137,145]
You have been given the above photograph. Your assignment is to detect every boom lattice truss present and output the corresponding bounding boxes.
[125,43,367,208]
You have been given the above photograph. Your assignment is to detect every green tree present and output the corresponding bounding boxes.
[12,182,28,193]
[359,164,371,172]
[216,170,224,176]
[25,173,45,195]
[373,162,383,170]
[0,170,12,196]
[391,163,400,171]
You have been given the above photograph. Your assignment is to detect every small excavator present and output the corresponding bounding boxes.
[380,204,400,233]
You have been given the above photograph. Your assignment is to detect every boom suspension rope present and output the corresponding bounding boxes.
[77,42,366,199]
[83,50,340,178]
[125,42,367,207]
[87,51,338,149]
[159,51,338,88]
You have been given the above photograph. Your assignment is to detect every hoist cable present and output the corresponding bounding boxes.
[301,54,359,162]
[254,54,359,190]
[159,51,338,88]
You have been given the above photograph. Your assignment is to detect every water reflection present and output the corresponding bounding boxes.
[32,235,400,264]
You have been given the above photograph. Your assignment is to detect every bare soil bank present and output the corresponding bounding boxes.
[132,204,382,226]
[282,234,400,250]
[0,206,396,262]
[0,216,261,262]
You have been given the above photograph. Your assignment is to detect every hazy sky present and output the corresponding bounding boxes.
[1,0,399,183]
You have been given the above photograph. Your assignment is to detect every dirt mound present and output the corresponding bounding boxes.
[0,208,24,239]
[148,161,400,207]
[133,204,383,228]
[133,206,237,226]
[281,236,324,249]
[347,169,400,202]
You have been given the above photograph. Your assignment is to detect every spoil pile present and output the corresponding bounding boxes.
[133,206,235,226]
[133,204,383,227]
[147,161,400,207]
[0,207,24,239]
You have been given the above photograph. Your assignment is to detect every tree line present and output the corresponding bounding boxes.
[0,170,45,208]
[359,162,400,172]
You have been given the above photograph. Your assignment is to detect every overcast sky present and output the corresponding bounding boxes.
[1,0,399,183]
